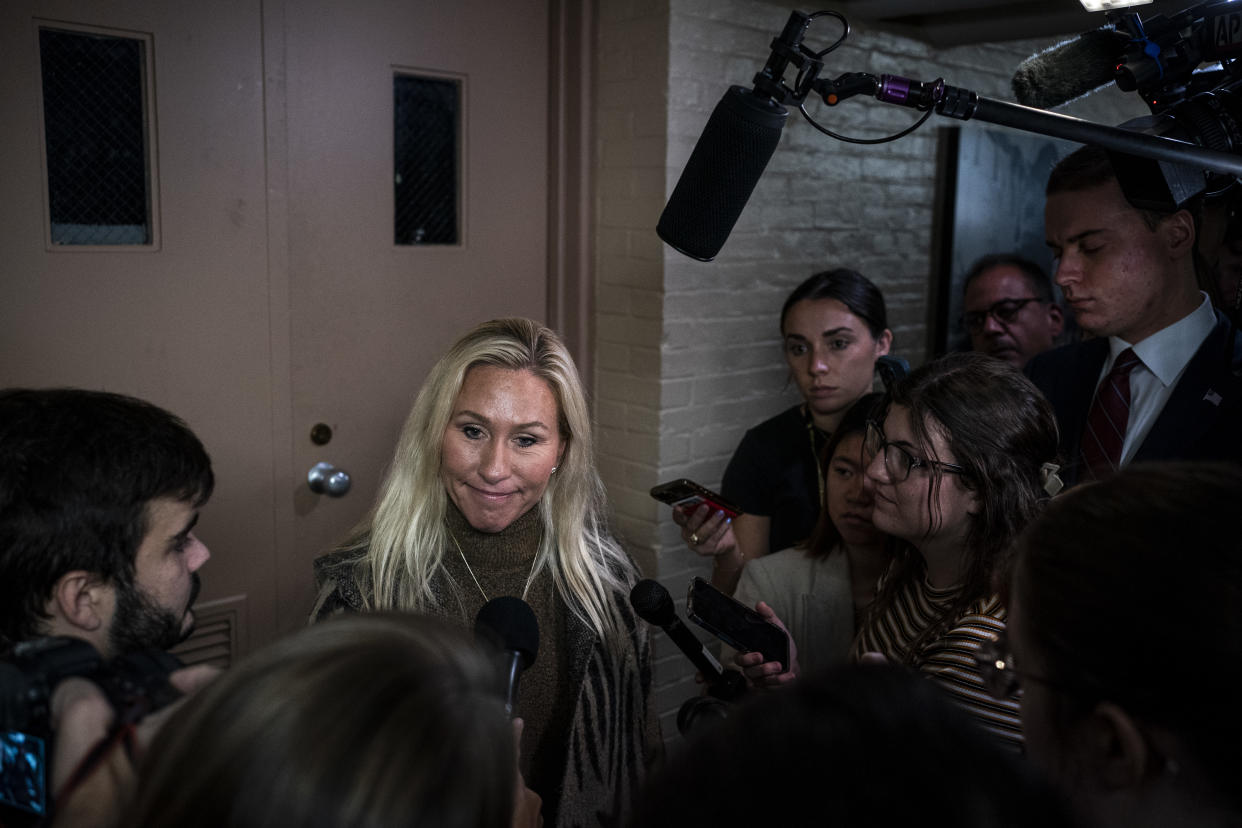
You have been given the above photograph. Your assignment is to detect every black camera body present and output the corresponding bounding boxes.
[1107,2,1242,210]
[0,636,183,820]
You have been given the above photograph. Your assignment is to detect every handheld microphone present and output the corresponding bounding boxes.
[1012,27,1130,110]
[629,579,745,701]
[656,11,812,261]
[474,596,539,718]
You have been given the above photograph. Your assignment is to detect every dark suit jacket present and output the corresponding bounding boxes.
[1026,309,1242,487]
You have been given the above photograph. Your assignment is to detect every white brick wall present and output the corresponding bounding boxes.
[593,0,1147,741]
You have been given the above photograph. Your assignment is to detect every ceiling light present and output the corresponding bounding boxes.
[1079,0,1154,11]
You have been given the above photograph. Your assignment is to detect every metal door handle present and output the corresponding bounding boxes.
[307,462,351,497]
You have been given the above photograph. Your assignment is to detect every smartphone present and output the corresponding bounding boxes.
[649,479,742,519]
[685,577,790,673]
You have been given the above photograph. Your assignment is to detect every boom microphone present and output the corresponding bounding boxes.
[630,579,745,701]
[1012,27,1130,110]
[474,596,539,718]
[656,11,814,261]
[656,87,788,261]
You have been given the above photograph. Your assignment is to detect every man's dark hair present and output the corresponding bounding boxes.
[1046,145,1166,230]
[0,388,213,645]
[962,253,1055,304]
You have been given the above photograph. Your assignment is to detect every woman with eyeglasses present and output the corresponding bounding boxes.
[1001,462,1242,828]
[849,351,1060,749]
[670,269,892,595]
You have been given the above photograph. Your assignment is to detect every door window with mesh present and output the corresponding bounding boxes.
[394,73,461,246]
[39,26,156,247]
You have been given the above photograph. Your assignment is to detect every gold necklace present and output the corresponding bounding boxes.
[448,529,538,602]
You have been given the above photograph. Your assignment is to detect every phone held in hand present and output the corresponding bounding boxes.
[649,479,742,519]
[685,576,790,673]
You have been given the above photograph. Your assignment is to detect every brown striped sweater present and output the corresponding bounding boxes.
[851,574,1023,750]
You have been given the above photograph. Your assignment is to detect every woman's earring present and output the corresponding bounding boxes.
[550,466,558,474]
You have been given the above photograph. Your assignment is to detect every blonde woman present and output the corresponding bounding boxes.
[312,318,656,828]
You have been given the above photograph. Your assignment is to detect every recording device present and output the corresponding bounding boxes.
[0,636,183,818]
[649,479,742,520]
[658,4,1242,260]
[629,579,746,703]
[685,577,790,674]
[1011,27,1132,111]
[1015,1,1242,211]
[474,596,539,718]
[655,11,809,260]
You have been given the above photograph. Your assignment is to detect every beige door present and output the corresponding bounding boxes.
[2,0,552,656]
[277,0,550,627]
[0,0,279,655]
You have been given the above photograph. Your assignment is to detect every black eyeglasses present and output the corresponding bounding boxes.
[864,420,967,483]
[961,297,1043,334]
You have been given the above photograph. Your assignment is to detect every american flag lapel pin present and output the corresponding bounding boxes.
[1204,389,1223,406]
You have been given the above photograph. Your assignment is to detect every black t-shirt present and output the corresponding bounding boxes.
[721,404,826,554]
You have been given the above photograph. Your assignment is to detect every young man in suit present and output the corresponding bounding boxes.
[1026,145,1242,487]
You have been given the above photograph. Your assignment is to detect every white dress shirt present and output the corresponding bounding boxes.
[1095,293,1216,466]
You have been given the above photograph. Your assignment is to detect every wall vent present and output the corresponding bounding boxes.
[170,594,247,669]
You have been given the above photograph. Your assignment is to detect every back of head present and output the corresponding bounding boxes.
[0,388,213,646]
[1013,462,1242,807]
[780,268,888,339]
[127,613,515,828]
[632,663,1073,827]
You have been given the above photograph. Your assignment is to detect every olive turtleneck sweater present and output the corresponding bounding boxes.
[439,501,574,819]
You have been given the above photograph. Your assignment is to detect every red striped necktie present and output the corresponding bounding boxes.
[1081,348,1142,480]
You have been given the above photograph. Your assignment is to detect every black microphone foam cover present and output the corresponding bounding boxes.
[475,596,539,669]
[1012,28,1129,110]
[657,86,787,261]
[629,578,676,627]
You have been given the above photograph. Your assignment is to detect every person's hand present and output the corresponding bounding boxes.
[511,718,543,828]
[131,664,220,750]
[672,504,736,562]
[49,663,220,828]
[732,601,799,689]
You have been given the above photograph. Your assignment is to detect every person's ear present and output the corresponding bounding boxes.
[1047,303,1065,339]
[1161,209,1196,258]
[1078,701,1151,793]
[874,329,893,358]
[50,571,110,633]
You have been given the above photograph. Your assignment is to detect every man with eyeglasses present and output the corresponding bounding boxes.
[1026,145,1242,488]
[960,254,1065,370]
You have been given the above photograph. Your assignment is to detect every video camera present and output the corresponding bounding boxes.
[658,4,1242,260]
[1074,1,1242,212]
[0,636,183,821]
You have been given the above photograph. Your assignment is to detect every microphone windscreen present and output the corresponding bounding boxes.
[1012,28,1129,110]
[629,578,676,628]
[657,86,787,261]
[475,596,539,668]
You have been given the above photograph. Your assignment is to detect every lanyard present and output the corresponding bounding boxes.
[802,405,828,508]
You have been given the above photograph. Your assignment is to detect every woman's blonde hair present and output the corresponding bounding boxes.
[127,614,514,828]
[352,317,634,640]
